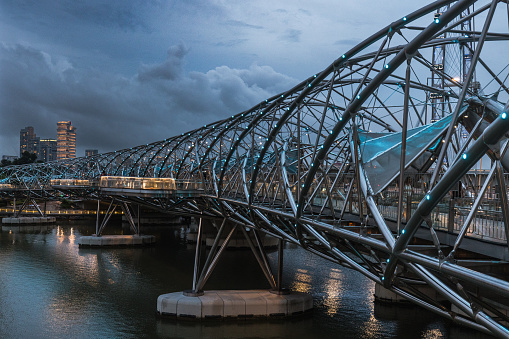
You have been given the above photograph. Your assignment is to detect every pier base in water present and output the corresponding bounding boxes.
[2,217,56,225]
[78,234,155,247]
[157,290,312,319]
[374,284,409,303]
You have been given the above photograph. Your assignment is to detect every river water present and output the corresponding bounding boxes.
[0,219,492,339]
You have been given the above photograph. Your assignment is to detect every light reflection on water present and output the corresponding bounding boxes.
[323,268,343,316]
[291,268,312,294]
[0,220,494,339]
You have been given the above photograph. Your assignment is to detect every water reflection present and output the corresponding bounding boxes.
[291,268,312,293]
[323,268,343,316]
[69,228,75,245]
[0,220,496,339]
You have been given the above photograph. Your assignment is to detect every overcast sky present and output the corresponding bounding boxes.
[0,0,423,156]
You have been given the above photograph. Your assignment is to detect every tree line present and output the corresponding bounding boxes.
[1,152,39,167]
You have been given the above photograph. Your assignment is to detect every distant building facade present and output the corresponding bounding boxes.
[39,139,57,162]
[85,149,98,157]
[57,121,76,160]
[20,126,40,157]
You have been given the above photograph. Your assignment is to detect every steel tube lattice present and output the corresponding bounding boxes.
[2,1,509,336]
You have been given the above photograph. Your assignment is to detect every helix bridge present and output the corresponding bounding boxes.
[3,0,509,336]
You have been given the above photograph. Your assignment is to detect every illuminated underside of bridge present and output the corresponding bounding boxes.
[4,0,509,336]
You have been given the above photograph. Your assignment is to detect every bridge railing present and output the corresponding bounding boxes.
[99,176,202,191]
[99,176,175,190]
[50,179,91,187]
[378,188,507,243]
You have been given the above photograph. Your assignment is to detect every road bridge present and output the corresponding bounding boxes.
[3,0,509,336]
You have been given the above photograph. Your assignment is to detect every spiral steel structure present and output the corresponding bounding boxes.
[3,0,509,336]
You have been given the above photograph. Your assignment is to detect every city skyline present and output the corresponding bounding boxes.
[0,1,423,156]
[14,121,90,161]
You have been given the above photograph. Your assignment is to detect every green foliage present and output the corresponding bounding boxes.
[1,152,38,167]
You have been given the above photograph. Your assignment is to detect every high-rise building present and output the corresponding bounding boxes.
[40,139,57,162]
[57,121,76,160]
[20,126,40,157]
[85,149,98,157]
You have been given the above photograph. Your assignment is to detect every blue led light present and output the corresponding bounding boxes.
[462,153,467,160]
[357,95,361,100]
[502,112,507,119]
[382,277,385,281]
[386,259,390,263]
[342,54,346,59]
[384,64,389,69]
[435,18,440,24]
[426,194,430,200]
[402,229,405,234]
[403,17,407,21]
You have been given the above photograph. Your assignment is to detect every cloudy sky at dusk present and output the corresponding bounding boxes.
[0,0,423,156]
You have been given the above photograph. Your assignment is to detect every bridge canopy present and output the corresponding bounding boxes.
[357,109,463,194]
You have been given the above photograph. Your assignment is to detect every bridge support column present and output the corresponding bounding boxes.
[186,218,236,295]
[189,216,204,296]
[272,238,289,295]
[43,191,47,217]
[159,221,311,319]
[240,227,277,291]
[95,199,100,235]
[121,202,141,235]
[95,199,117,236]
[80,198,155,247]
[13,191,44,218]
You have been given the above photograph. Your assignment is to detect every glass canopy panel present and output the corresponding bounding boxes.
[357,107,467,194]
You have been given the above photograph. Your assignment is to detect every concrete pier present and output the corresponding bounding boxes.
[1,225,54,233]
[374,284,409,303]
[2,217,56,225]
[157,290,313,319]
[187,233,279,248]
[78,234,156,247]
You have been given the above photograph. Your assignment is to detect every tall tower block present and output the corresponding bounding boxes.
[57,121,76,159]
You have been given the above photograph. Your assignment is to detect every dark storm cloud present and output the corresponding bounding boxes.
[280,29,302,43]
[138,43,188,82]
[2,0,149,32]
[297,9,311,16]
[225,20,263,30]
[0,43,297,154]
[214,39,249,47]
[64,1,149,32]
[0,0,426,156]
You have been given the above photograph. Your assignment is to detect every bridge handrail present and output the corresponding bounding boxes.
[50,179,91,186]
[99,176,202,191]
